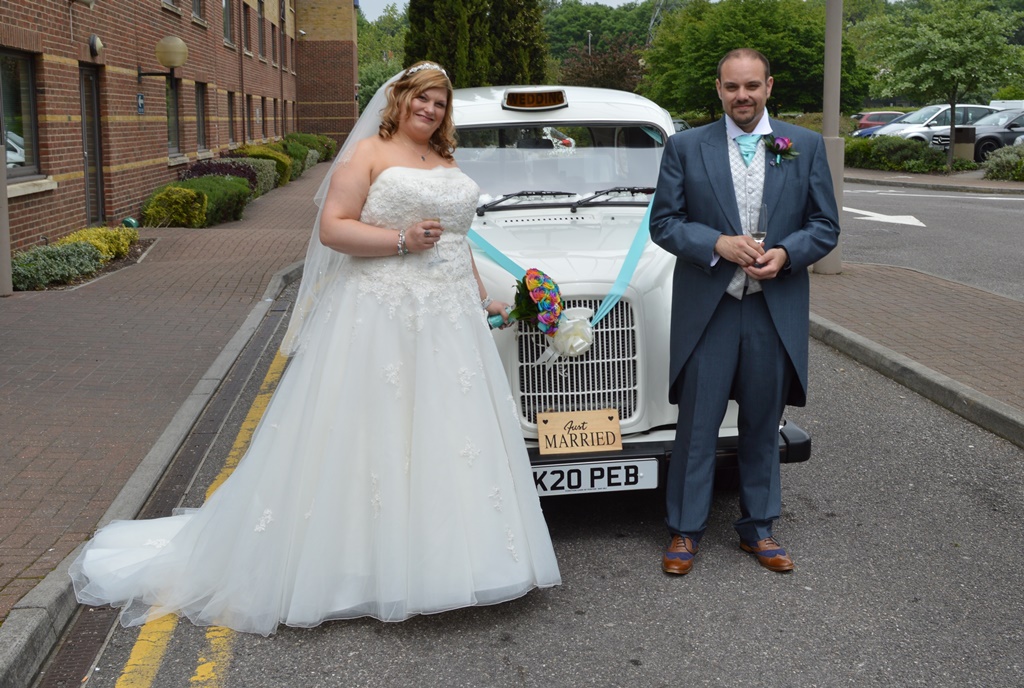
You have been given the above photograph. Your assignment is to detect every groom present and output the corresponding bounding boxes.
[649,48,840,574]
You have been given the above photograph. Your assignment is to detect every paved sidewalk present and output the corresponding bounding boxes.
[1,163,1022,686]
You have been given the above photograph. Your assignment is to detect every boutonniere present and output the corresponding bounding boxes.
[763,135,798,166]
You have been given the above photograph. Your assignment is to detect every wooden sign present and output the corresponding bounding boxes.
[537,409,622,455]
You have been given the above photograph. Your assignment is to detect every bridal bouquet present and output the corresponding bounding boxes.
[510,268,563,335]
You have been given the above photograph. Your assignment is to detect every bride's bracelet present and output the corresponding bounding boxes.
[397,228,409,256]
[480,297,493,310]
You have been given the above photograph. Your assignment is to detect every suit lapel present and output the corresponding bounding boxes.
[760,133,791,239]
[700,121,742,235]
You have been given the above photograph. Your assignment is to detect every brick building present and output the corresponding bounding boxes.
[1,0,357,256]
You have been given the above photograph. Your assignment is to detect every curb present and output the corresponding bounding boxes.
[810,313,1024,451]
[0,261,305,688]
[843,174,1024,195]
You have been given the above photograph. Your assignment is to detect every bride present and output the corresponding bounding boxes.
[69,62,561,636]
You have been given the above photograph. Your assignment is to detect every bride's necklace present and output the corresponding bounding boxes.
[398,135,430,162]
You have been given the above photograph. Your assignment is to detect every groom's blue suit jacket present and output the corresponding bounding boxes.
[650,118,841,407]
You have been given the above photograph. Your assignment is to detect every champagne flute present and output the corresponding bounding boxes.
[425,218,443,263]
[750,203,768,244]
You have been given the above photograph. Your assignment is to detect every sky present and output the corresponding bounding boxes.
[357,0,636,22]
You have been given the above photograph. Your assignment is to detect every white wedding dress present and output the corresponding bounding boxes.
[69,166,561,636]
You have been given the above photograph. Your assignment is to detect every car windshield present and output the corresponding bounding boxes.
[454,123,665,199]
[973,110,1024,127]
[901,105,944,124]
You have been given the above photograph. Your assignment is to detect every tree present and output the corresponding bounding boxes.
[357,4,408,111]
[640,0,869,117]
[543,0,654,62]
[559,35,644,91]
[491,0,549,84]
[864,0,1023,169]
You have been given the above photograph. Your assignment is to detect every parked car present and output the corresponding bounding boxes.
[853,110,903,130]
[870,104,999,140]
[672,118,691,132]
[928,109,1024,161]
[851,112,911,138]
[452,85,811,496]
[5,131,24,168]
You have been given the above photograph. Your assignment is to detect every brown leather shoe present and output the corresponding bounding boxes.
[662,535,698,575]
[739,537,794,572]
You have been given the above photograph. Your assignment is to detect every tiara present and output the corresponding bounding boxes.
[405,62,448,78]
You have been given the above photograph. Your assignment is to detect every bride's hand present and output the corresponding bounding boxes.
[486,300,513,328]
[409,220,443,252]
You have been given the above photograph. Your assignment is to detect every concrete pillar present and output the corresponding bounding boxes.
[814,0,844,275]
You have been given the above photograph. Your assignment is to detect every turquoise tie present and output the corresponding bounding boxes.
[735,133,760,166]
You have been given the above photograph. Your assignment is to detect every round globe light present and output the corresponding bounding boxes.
[154,36,188,69]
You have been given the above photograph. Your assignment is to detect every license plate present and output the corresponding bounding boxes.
[532,458,659,495]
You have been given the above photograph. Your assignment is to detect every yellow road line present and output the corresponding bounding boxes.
[113,350,288,687]
[113,614,178,688]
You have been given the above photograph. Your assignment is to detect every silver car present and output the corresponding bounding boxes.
[870,104,998,142]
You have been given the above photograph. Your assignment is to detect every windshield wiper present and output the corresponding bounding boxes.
[476,190,576,216]
[570,187,655,213]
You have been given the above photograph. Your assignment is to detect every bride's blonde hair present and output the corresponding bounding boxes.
[379,61,456,162]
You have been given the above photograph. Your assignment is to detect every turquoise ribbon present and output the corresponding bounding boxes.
[467,194,653,326]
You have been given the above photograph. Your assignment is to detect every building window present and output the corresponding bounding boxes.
[257,1,266,58]
[167,78,181,154]
[271,25,277,64]
[1,50,39,179]
[261,96,268,138]
[222,0,233,43]
[273,99,278,136]
[195,83,208,150]
[192,0,203,18]
[243,4,251,51]
[246,94,253,141]
[227,91,236,144]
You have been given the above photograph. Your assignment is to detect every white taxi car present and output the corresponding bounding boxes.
[452,85,811,496]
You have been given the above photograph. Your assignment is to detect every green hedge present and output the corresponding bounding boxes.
[269,140,310,179]
[174,175,252,226]
[232,144,292,186]
[845,136,978,173]
[142,186,208,228]
[983,144,1024,181]
[284,132,336,161]
[222,157,277,197]
[12,242,104,290]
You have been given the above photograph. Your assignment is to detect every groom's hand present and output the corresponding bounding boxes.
[715,234,764,267]
[745,247,788,280]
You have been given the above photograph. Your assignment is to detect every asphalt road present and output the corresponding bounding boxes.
[41,280,1024,688]
[841,184,1024,301]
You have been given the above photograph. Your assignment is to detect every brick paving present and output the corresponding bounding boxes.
[0,165,328,622]
[810,263,1024,414]
[1,163,1022,630]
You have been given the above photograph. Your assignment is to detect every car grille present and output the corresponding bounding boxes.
[515,298,639,425]
[932,134,950,146]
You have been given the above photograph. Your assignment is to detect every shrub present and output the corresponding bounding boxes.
[221,156,277,196]
[983,145,1024,181]
[304,147,319,171]
[844,136,978,173]
[172,175,252,226]
[11,242,103,290]
[142,186,208,228]
[181,159,259,194]
[268,140,310,179]
[231,144,292,185]
[55,226,137,261]
[285,132,336,161]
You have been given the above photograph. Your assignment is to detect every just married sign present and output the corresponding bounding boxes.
[537,409,623,455]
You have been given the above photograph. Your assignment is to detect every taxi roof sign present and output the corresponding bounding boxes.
[502,89,568,111]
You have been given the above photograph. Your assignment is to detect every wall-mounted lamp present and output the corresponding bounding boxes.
[298,29,307,36]
[137,35,189,83]
[71,0,96,8]
[88,34,104,58]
